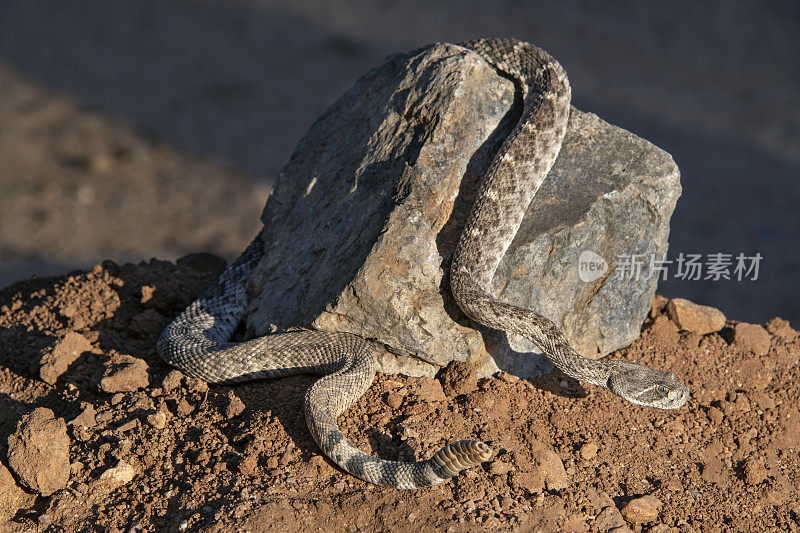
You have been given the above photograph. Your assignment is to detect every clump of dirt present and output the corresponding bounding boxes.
[0,260,798,532]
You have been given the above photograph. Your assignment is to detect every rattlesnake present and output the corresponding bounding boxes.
[157,38,689,490]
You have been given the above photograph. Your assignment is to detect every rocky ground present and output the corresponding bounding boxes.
[0,257,798,532]
[1,0,798,325]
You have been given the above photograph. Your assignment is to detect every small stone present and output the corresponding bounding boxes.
[743,456,767,485]
[707,406,724,424]
[414,377,446,403]
[733,323,771,356]
[765,317,798,341]
[223,390,245,418]
[91,460,135,491]
[116,419,139,432]
[580,442,599,460]
[176,398,194,416]
[512,445,569,493]
[39,331,94,385]
[239,453,258,476]
[701,454,726,485]
[0,462,30,521]
[161,370,184,392]
[535,448,569,490]
[621,495,662,524]
[6,407,71,496]
[595,505,627,531]
[100,353,150,393]
[439,361,478,397]
[69,402,97,428]
[140,285,156,304]
[665,298,726,335]
[665,477,683,492]
[749,391,775,411]
[186,376,209,394]
[146,410,166,429]
[385,391,403,409]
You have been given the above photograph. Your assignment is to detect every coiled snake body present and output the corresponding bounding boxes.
[158,39,689,490]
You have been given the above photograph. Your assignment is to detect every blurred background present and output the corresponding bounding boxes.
[0,0,797,324]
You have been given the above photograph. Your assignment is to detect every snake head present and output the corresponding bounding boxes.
[607,361,689,409]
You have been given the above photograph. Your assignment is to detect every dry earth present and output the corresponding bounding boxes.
[1,0,798,326]
[0,257,798,532]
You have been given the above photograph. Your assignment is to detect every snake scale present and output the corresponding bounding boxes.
[158,38,689,490]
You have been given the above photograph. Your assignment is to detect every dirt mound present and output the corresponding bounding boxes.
[0,260,798,531]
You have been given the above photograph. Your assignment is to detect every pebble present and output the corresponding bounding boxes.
[743,456,767,485]
[439,361,478,397]
[185,376,209,394]
[0,462,29,519]
[69,402,98,428]
[100,353,150,393]
[6,407,71,496]
[765,317,798,341]
[222,390,245,418]
[707,406,724,424]
[116,419,139,432]
[580,441,599,460]
[95,460,136,488]
[176,398,194,416]
[533,447,569,491]
[161,370,185,392]
[733,322,772,356]
[414,377,446,403]
[146,411,167,429]
[665,298,726,335]
[621,495,662,524]
[595,504,627,531]
[385,391,404,409]
[39,331,94,385]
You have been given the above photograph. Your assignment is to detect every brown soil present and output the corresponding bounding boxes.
[0,259,798,532]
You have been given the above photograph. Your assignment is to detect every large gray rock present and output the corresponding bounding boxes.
[245,43,680,378]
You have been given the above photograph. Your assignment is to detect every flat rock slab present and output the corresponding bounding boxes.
[246,43,680,378]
